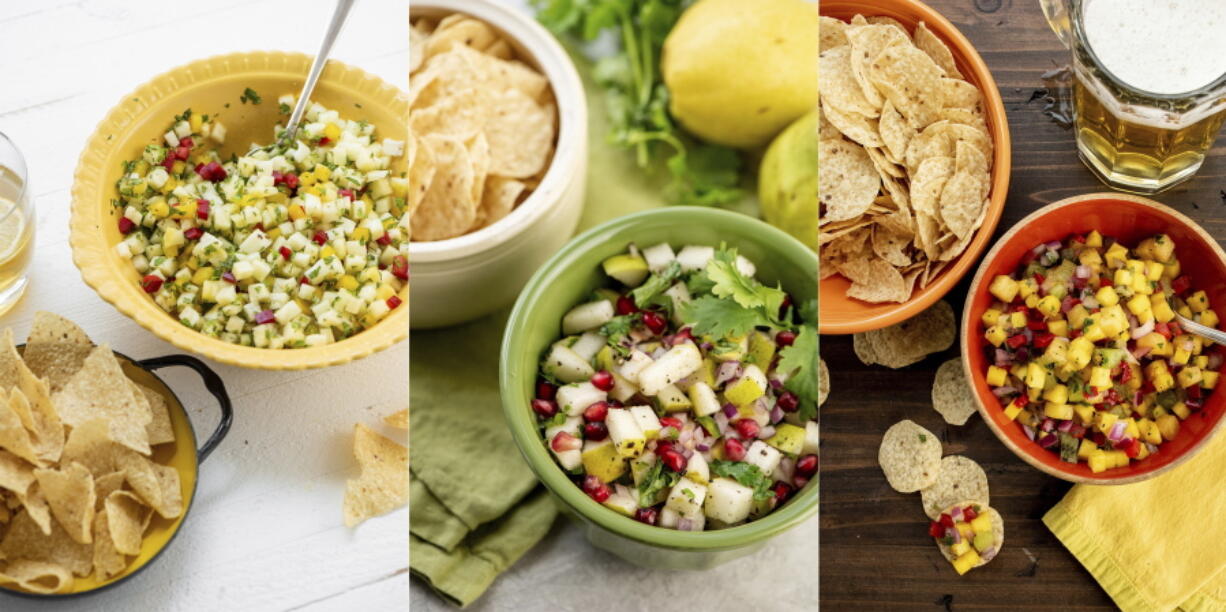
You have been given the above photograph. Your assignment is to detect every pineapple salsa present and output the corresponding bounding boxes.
[111,96,409,348]
[980,232,1221,473]
[533,243,819,531]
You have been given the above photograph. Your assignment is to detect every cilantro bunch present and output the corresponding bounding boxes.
[532,0,745,206]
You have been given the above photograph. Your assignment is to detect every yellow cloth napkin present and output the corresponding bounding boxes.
[1044,431,1226,612]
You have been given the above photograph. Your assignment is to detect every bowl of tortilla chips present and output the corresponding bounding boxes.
[819,0,1012,334]
[409,0,587,329]
[0,312,231,597]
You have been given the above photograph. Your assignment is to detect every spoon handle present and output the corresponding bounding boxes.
[282,0,356,144]
[1176,313,1226,346]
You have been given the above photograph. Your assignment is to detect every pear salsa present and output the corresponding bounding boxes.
[981,232,1221,472]
[112,97,408,348]
[533,244,819,530]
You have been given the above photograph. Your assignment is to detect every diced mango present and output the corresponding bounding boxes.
[1157,414,1180,440]
[989,275,1019,303]
[986,366,1008,387]
[1094,412,1119,434]
[1036,295,1061,318]
[1003,403,1023,421]
[981,308,1003,327]
[1088,449,1110,473]
[1085,231,1103,247]
[1078,438,1097,460]
[985,325,1008,347]
[1048,320,1069,337]
[1187,290,1209,313]
[951,550,981,575]
[1043,384,1068,405]
[1044,402,1073,420]
[1145,361,1174,392]
[1139,419,1162,445]
[1025,362,1046,389]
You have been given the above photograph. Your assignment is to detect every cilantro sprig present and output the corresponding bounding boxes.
[532,0,744,206]
[681,246,789,338]
[777,326,819,421]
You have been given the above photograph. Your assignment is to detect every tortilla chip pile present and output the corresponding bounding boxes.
[409,14,558,241]
[0,312,181,594]
[343,409,408,527]
[819,15,994,303]
[877,418,1002,571]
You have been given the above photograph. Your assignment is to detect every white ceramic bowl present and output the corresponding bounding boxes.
[410,0,588,329]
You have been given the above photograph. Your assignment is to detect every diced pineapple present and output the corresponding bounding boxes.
[1074,403,1095,425]
[1088,449,1110,473]
[1048,319,1069,337]
[1044,402,1073,420]
[1036,295,1061,318]
[1104,242,1129,267]
[1145,361,1175,392]
[1077,438,1096,460]
[1025,362,1046,389]
[1156,414,1180,440]
[985,366,1008,387]
[989,275,1019,303]
[1085,230,1103,247]
[985,325,1008,347]
[1043,384,1068,405]
[1088,366,1111,390]
[1202,371,1219,390]
[1151,294,1175,323]
[1009,311,1027,330]
[1139,419,1163,445]
[1136,332,1172,357]
[951,550,981,575]
[1187,290,1209,313]
[1094,412,1118,434]
[1126,293,1153,322]
[1113,268,1133,289]
[1200,309,1220,328]
[981,308,1003,327]
[1003,403,1023,421]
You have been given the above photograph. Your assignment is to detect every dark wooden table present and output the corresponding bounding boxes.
[818,1,1226,610]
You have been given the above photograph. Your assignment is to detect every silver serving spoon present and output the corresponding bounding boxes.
[1175,313,1226,346]
[278,0,356,147]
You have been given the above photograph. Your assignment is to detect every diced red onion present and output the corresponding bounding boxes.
[768,377,784,390]
[980,547,998,562]
[696,442,711,452]
[1046,240,1062,250]
[1032,244,1047,256]
[1131,318,1154,339]
[950,506,964,522]
[1146,443,1158,454]
[1082,295,1100,310]
[1057,420,1074,433]
[1209,353,1224,370]
[677,518,693,531]
[1075,264,1091,279]
[713,411,730,433]
[1061,295,1079,313]
[715,362,742,386]
[1041,418,1056,432]
[1038,433,1059,448]
[1131,346,1152,360]
[992,385,1017,397]
[1023,425,1037,440]
[778,457,796,482]
[1108,421,1126,442]
[1179,337,1196,352]
[1022,328,1033,343]
[681,447,694,459]
[770,405,784,423]
[949,527,962,544]
[995,349,1012,368]
[721,403,738,418]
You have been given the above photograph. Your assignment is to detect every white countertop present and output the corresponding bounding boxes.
[0,1,408,610]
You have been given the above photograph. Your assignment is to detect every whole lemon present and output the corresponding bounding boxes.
[759,110,818,251]
[662,0,819,149]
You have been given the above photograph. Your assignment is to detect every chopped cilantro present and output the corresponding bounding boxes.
[240,88,262,105]
[279,102,291,114]
[631,260,681,308]
[710,460,773,501]
[919,434,928,443]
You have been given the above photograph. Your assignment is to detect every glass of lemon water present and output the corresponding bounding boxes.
[0,133,34,316]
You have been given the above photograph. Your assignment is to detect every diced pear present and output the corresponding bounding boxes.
[602,253,650,287]
[544,416,581,441]
[665,282,692,325]
[608,372,638,403]
[658,507,680,529]
[562,300,615,334]
[618,350,654,384]
[802,421,819,455]
[631,451,657,486]
[629,405,662,439]
[704,477,754,524]
[735,255,756,278]
[642,242,676,272]
[638,342,703,395]
[664,477,707,516]
[742,364,769,393]
[747,331,776,368]
[595,345,617,372]
[570,331,607,361]
[582,439,627,483]
[724,376,764,407]
[553,448,582,471]
[709,334,748,362]
[687,382,722,417]
[542,344,595,383]
[657,384,693,412]
[685,452,710,485]
[602,488,638,516]
[745,440,782,475]
[676,245,715,272]
[766,423,806,455]
[606,409,646,457]
[557,382,607,416]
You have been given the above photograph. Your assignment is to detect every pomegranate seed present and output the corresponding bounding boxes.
[660,417,684,430]
[196,199,210,220]
[283,173,299,191]
[963,506,978,521]
[530,398,557,418]
[299,276,311,286]
[313,231,328,245]
[583,421,608,441]
[582,475,610,503]
[795,454,818,477]
[607,399,623,408]
[318,137,332,146]
[776,391,799,413]
[140,275,163,293]
[387,295,403,309]
[338,188,355,200]
[634,507,658,525]
[779,294,793,319]
[772,481,793,503]
[392,255,409,281]
[161,156,176,170]
[793,475,809,489]
[118,217,136,234]
[253,223,265,232]
[279,246,292,260]
[551,431,581,452]
[221,272,237,284]
[615,295,638,315]
[196,161,226,182]
[673,327,693,344]
[536,381,557,400]
[178,137,194,149]
[654,441,674,455]
[776,330,797,347]
[641,310,667,334]
[723,438,746,461]
[255,310,276,325]
[588,370,614,391]
[661,449,686,472]
[583,401,609,422]
[174,146,190,160]
[734,419,760,439]
[184,227,203,241]
[939,513,955,529]
[928,521,944,538]
[376,233,392,246]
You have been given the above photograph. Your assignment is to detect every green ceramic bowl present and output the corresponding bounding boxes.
[500,207,819,570]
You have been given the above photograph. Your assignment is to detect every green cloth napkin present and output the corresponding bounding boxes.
[409,38,761,606]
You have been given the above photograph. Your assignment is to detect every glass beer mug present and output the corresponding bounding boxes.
[1041,0,1226,194]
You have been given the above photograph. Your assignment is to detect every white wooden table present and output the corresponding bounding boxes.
[0,1,408,610]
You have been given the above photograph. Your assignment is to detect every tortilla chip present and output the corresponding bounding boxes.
[932,358,980,426]
[866,15,911,37]
[934,502,1004,566]
[842,256,910,304]
[424,16,498,58]
[14,367,63,464]
[473,176,525,231]
[0,559,73,594]
[921,456,990,520]
[855,300,956,369]
[878,419,943,493]
[820,45,880,119]
[0,508,92,577]
[61,419,120,479]
[914,22,962,78]
[482,88,555,180]
[104,491,149,557]
[52,346,151,455]
[0,389,43,467]
[821,99,882,148]
[134,384,174,446]
[383,409,408,430]
[846,24,908,110]
[942,77,984,112]
[93,471,126,510]
[818,358,830,407]
[91,509,127,581]
[0,450,34,497]
[877,100,915,165]
[905,121,992,176]
[150,462,183,520]
[22,312,93,394]
[820,16,849,50]
[32,462,94,545]
[869,43,946,130]
[820,138,880,222]
[412,134,479,241]
[872,222,914,268]
[117,453,161,514]
[343,424,408,527]
[940,141,990,240]
[910,156,955,260]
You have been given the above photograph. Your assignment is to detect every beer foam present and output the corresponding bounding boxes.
[1084,0,1226,94]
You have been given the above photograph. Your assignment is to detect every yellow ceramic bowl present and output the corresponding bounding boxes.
[70,51,409,370]
[0,349,232,598]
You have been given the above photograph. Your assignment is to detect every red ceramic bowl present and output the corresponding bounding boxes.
[962,193,1226,484]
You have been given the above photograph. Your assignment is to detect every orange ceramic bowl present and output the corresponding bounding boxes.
[819,0,1012,334]
[962,193,1226,484]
